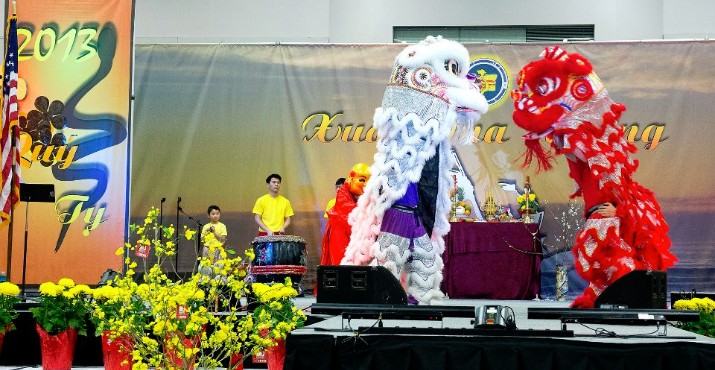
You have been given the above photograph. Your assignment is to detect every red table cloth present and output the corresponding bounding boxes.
[442,222,542,299]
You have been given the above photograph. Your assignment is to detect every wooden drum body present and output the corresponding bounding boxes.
[250,235,307,292]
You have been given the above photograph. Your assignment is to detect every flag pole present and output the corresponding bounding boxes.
[5,3,18,280]
[6,135,15,281]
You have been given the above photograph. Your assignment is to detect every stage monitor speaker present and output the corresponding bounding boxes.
[316,265,407,305]
[594,270,667,309]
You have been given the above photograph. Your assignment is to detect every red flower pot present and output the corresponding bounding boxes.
[101,331,133,370]
[0,324,11,353]
[264,339,286,370]
[165,333,200,370]
[230,353,244,370]
[36,324,78,370]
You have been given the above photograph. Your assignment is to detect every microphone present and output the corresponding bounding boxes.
[161,197,166,203]
[177,196,182,211]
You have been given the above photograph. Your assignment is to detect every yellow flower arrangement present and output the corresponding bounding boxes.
[249,277,306,351]
[30,278,92,335]
[90,280,149,339]
[97,208,306,369]
[109,208,259,370]
[0,281,21,334]
[673,297,715,337]
[517,192,541,214]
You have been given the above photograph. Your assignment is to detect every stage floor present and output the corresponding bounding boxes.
[284,296,715,370]
[295,296,715,344]
[1,297,712,370]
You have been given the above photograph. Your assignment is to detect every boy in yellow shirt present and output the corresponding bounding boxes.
[199,205,228,283]
[201,205,227,249]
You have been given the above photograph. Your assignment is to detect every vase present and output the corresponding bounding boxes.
[0,324,10,353]
[101,331,133,370]
[229,353,244,370]
[264,339,286,370]
[165,333,200,370]
[555,264,569,301]
[36,324,78,370]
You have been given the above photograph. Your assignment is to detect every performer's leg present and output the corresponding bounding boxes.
[405,235,445,305]
[572,217,635,308]
[372,207,416,279]
[374,232,411,277]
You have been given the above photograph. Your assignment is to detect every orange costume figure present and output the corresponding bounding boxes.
[320,163,371,265]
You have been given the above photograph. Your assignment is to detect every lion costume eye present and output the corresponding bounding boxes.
[535,77,558,96]
[444,59,460,75]
[411,67,432,89]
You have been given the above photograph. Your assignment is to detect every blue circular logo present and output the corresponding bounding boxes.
[469,56,510,108]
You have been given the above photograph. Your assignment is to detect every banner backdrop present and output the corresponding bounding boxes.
[0,0,132,283]
[132,41,715,296]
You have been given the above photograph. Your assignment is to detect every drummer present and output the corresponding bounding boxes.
[252,173,295,236]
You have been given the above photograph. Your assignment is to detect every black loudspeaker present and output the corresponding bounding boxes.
[594,270,667,309]
[316,265,407,305]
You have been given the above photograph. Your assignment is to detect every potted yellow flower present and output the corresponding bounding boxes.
[673,297,715,337]
[30,278,92,370]
[129,264,252,369]
[249,277,306,370]
[119,208,253,370]
[90,279,149,370]
[0,281,21,350]
[112,208,307,369]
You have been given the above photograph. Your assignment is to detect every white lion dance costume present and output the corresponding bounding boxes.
[341,36,488,305]
[511,46,677,308]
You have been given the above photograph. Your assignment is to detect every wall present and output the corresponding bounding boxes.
[663,0,715,39]
[2,0,715,44]
[134,0,715,43]
[136,0,668,43]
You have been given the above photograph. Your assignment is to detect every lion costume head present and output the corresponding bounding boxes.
[511,46,624,171]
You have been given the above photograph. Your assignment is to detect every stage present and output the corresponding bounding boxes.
[0,297,713,369]
[284,297,715,370]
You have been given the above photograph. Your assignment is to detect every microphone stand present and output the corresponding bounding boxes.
[178,206,203,273]
[159,197,166,245]
[175,197,181,269]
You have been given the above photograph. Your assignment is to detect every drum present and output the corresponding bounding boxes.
[250,235,307,292]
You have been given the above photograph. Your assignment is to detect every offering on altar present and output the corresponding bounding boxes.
[517,177,541,223]
[482,191,498,221]
[498,206,514,222]
[450,175,479,221]
[455,205,466,217]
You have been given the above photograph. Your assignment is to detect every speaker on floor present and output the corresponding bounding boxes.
[594,270,667,309]
[316,265,407,305]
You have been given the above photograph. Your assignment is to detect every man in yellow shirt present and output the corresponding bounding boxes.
[252,173,295,235]
[324,177,346,218]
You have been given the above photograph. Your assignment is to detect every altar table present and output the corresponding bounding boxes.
[442,221,541,299]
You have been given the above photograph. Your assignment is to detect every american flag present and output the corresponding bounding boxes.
[0,16,20,226]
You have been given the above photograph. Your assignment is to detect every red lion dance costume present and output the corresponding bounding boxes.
[511,47,677,308]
